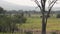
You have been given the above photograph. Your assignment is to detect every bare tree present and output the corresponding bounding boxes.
[33,0,58,34]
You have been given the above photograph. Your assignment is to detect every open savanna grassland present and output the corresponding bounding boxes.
[1,14,60,34]
[20,16,60,31]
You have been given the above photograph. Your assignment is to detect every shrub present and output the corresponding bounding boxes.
[25,31,33,34]
[51,32,57,34]
[0,14,27,32]
[56,14,60,18]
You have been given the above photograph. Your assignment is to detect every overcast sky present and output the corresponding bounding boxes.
[3,0,60,7]
[3,0,37,6]
[0,0,60,10]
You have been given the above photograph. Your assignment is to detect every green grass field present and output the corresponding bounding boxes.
[1,15,60,34]
[20,16,60,31]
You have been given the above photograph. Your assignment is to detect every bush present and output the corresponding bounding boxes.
[56,14,60,18]
[13,15,27,24]
[0,14,27,32]
[51,32,57,34]
[25,31,33,34]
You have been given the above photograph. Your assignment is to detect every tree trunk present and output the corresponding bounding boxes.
[42,14,46,34]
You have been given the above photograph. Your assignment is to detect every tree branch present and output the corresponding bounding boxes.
[46,0,58,24]
[48,0,57,8]
[48,0,57,14]
[34,0,42,10]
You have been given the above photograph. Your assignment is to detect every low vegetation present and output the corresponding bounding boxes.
[0,7,60,34]
[20,16,60,31]
[0,14,27,32]
[56,14,60,18]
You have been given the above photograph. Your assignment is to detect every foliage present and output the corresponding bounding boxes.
[0,7,3,11]
[56,14,60,18]
[0,14,27,32]
[25,31,33,34]
[13,14,27,23]
[0,7,5,14]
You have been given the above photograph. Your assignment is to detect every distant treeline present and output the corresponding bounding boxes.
[4,10,60,15]
[0,6,60,15]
